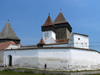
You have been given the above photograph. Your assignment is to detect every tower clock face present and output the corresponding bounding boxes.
[45,33,48,37]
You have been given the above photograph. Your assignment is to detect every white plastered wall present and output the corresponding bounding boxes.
[4,49,71,70]
[4,50,38,68]
[70,49,100,71]
[68,33,89,49]
[4,48,100,71]
[74,34,89,49]
[43,31,56,44]
[6,44,19,49]
[38,49,71,70]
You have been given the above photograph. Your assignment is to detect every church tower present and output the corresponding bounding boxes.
[54,12,72,40]
[41,15,56,44]
[0,20,20,44]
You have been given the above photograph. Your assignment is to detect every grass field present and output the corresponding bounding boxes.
[0,69,100,75]
[0,69,61,75]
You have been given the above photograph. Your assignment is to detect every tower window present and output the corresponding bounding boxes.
[78,38,80,40]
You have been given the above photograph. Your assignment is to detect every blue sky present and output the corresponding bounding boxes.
[0,0,100,51]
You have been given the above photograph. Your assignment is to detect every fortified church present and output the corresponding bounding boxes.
[0,12,100,71]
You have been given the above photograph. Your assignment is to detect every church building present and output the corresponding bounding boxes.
[1,12,100,71]
[41,12,72,45]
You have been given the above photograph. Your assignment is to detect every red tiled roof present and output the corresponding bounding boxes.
[42,16,54,27]
[37,38,45,45]
[56,39,69,44]
[54,12,67,24]
[18,43,21,46]
[0,41,16,50]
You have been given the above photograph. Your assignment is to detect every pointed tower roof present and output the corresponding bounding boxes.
[37,38,45,45]
[0,21,20,40]
[42,15,54,27]
[54,12,67,24]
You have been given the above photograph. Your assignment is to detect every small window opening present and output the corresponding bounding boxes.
[81,43,83,46]
[85,43,87,45]
[78,38,80,40]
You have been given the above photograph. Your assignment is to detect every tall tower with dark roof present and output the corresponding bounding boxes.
[0,21,20,44]
[41,15,56,44]
[42,15,56,32]
[54,12,72,40]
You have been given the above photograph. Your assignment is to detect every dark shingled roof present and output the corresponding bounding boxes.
[42,16,54,27]
[54,12,67,24]
[0,21,20,40]
[37,38,45,45]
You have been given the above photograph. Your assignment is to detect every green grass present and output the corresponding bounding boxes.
[0,69,62,75]
[0,69,33,75]
[16,68,42,71]
[85,74,100,75]
[15,68,100,72]
[1,69,100,75]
